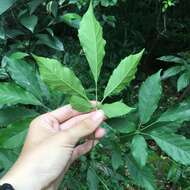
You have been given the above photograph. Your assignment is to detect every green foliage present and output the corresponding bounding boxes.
[100,102,133,118]
[0,83,41,106]
[159,52,190,92]
[20,15,38,33]
[33,55,87,99]
[149,128,190,165]
[126,156,156,190]
[131,135,148,167]
[70,96,92,112]
[138,70,162,124]
[0,0,17,15]
[104,50,144,99]
[1,0,190,189]
[78,2,106,83]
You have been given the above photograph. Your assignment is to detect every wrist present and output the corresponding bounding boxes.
[0,168,42,190]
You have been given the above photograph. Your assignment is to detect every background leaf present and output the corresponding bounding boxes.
[0,107,38,126]
[0,83,41,106]
[126,155,156,190]
[111,148,123,170]
[0,0,17,15]
[177,72,190,92]
[158,100,190,123]
[34,55,87,99]
[101,101,134,118]
[6,57,43,100]
[162,66,185,79]
[28,0,43,15]
[87,167,99,190]
[58,13,81,28]
[104,50,144,99]
[20,15,38,32]
[78,2,106,83]
[157,55,185,64]
[36,34,64,51]
[0,119,31,146]
[149,128,190,165]
[138,70,162,124]
[131,135,148,167]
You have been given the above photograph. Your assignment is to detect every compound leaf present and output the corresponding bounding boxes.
[138,70,162,124]
[33,55,87,99]
[78,2,106,83]
[104,50,144,99]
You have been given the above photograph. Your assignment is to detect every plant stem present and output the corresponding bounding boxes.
[95,81,98,109]
[140,121,158,132]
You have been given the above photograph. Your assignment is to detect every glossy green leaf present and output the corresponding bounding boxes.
[36,34,64,51]
[87,167,99,190]
[157,101,190,123]
[101,101,134,118]
[6,57,42,100]
[0,119,31,150]
[58,13,81,28]
[46,1,58,17]
[0,83,41,106]
[162,66,185,79]
[20,15,38,32]
[177,72,190,92]
[78,2,106,83]
[131,135,148,167]
[104,50,144,99]
[0,107,38,126]
[33,55,87,99]
[126,155,156,190]
[138,70,162,124]
[10,52,28,59]
[70,95,93,112]
[157,55,185,64]
[0,0,17,15]
[149,128,190,165]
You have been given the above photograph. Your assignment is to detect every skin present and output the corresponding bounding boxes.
[0,104,106,190]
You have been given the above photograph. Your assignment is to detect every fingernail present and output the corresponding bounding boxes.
[92,110,104,122]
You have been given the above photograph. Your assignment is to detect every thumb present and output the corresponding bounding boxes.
[56,110,104,145]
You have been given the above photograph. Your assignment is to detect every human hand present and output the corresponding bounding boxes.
[0,104,105,190]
